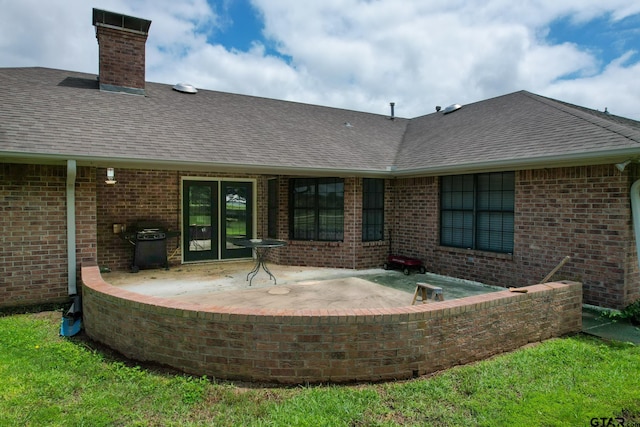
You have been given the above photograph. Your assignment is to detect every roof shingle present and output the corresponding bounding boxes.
[2,68,640,176]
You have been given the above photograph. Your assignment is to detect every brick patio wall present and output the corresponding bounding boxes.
[0,163,96,308]
[82,264,582,384]
[392,166,639,309]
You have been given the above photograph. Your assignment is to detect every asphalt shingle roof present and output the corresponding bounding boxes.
[2,67,640,176]
[395,91,640,174]
[1,67,406,175]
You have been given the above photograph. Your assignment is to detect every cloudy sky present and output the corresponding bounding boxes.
[1,0,639,119]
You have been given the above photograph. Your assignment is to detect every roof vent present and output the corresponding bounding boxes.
[442,103,462,114]
[173,83,197,94]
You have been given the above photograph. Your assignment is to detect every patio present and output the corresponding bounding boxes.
[102,260,504,310]
[82,262,583,384]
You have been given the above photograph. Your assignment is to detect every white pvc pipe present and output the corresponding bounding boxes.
[631,179,640,275]
[66,160,77,295]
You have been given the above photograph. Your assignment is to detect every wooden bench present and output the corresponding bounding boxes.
[412,282,444,305]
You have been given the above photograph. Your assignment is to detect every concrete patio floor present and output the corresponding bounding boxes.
[102,260,502,310]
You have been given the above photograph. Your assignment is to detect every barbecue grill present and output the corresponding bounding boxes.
[132,229,167,272]
[122,222,178,272]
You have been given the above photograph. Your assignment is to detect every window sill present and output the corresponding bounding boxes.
[435,246,514,261]
[289,240,343,247]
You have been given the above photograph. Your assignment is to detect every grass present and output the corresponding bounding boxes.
[1,311,639,426]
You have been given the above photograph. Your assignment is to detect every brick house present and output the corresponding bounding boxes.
[2,9,640,310]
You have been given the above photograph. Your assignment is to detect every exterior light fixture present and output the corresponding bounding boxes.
[105,168,117,184]
[615,160,631,172]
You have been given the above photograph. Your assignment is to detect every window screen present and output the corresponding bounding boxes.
[440,172,514,253]
[290,178,344,241]
[362,178,384,241]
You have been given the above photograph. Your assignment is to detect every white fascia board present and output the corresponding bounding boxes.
[4,146,640,178]
[391,147,640,177]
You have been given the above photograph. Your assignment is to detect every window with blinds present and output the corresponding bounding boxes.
[290,178,344,241]
[362,178,384,241]
[440,172,514,253]
[267,179,278,238]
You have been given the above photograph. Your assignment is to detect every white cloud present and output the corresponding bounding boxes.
[543,52,640,116]
[0,0,638,119]
[249,0,640,118]
[152,42,303,101]
[0,0,96,72]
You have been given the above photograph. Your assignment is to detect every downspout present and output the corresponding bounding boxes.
[66,160,77,295]
[631,179,640,275]
[353,178,357,270]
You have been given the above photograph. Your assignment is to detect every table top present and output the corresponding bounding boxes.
[231,238,288,248]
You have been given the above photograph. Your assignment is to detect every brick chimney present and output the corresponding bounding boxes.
[92,8,152,95]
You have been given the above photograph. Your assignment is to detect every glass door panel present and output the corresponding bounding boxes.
[221,181,253,259]
[183,181,218,262]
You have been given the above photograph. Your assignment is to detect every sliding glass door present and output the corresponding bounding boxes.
[222,181,253,259]
[183,179,253,262]
[183,181,218,262]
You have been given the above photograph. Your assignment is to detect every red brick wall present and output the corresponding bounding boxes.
[274,177,356,268]
[76,167,98,267]
[352,178,394,269]
[4,161,634,310]
[392,166,638,309]
[96,172,392,272]
[96,169,263,270]
[82,264,582,384]
[0,163,96,308]
[96,26,148,90]
[517,166,635,308]
[97,168,182,271]
[93,166,638,309]
[271,177,391,269]
[391,177,438,260]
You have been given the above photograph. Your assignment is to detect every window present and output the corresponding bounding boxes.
[362,178,384,241]
[440,172,514,253]
[267,179,278,238]
[290,178,344,241]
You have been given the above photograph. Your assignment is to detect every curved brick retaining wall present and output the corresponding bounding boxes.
[81,264,582,384]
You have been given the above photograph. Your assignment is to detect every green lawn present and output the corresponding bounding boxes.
[1,311,639,426]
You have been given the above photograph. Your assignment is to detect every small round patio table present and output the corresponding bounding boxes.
[231,238,288,286]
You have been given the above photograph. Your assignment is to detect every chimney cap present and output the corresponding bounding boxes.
[92,8,151,34]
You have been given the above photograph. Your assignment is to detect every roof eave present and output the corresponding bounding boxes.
[392,147,640,178]
[0,152,391,178]
[4,146,640,178]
